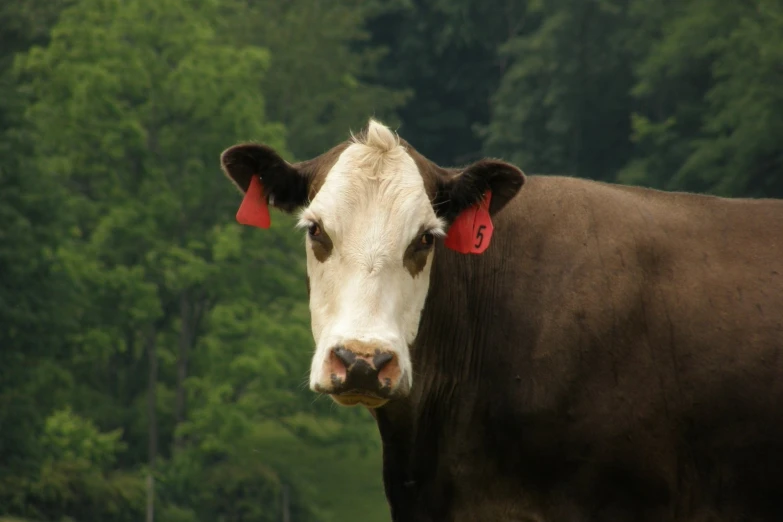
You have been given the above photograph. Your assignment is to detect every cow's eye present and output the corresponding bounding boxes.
[419,232,434,249]
[308,222,322,238]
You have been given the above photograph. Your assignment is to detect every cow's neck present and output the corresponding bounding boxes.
[411,245,488,419]
[374,244,498,520]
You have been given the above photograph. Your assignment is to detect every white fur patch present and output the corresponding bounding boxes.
[299,120,445,393]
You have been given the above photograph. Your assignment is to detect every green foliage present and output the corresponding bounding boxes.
[218,0,410,160]
[482,0,637,180]
[368,0,528,165]
[245,421,387,522]
[624,0,783,196]
[158,449,319,522]
[0,0,78,480]
[2,0,389,520]
[0,410,145,522]
[40,408,126,468]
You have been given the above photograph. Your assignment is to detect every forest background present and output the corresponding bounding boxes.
[1,0,781,521]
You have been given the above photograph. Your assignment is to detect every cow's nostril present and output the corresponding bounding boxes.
[373,351,394,371]
[332,345,357,369]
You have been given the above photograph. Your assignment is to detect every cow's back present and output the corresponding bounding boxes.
[414,175,783,521]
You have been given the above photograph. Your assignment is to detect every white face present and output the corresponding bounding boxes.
[298,123,445,405]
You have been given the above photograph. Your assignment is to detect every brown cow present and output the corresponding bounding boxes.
[220,119,783,521]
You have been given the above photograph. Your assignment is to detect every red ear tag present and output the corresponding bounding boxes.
[236,176,271,229]
[444,190,493,254]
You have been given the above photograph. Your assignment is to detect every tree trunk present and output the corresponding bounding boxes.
[174,292,207,448]
[281,483,290,522]
[174,292,191,447]
[146,326,158,522]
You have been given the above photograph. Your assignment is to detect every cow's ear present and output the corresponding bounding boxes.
[220,143,310,214]
[435,159,525,223]
[433,159,525,254]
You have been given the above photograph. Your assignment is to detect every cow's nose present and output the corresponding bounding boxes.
[333,346,394,374]
[327,342,402,398]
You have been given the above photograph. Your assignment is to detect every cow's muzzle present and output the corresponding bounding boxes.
[314,342,406,408]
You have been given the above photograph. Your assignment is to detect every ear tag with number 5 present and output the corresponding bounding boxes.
[444,190,493,254]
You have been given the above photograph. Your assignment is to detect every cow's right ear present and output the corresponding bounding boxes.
[220,143,311,214]
[434,159,526,254]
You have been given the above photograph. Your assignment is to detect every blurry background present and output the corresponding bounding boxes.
[0,0,781,521]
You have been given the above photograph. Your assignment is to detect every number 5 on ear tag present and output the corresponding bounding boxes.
[444,190,493,254]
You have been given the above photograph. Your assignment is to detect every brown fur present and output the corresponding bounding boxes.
[221,125,783,522]
[378,171,783,522]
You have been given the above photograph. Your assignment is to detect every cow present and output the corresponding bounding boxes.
[220,119,783,521]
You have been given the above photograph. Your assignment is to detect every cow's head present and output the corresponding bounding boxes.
[220,120,524,408]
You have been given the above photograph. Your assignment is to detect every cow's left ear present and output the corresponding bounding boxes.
[435,159,526,223]
[221,143,313,229]
[220,143,311,213]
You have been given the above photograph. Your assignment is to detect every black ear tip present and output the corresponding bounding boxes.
[436,158,527,219]
[219,147,236,171]
[490,159,524,175]
[511,167,526,186]
[474,159,525,194]
[220,144,238,161]
[494,160,526,195]
[220,143,269,194]
[220,142,272,165]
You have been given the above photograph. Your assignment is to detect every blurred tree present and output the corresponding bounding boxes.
[620,0,783,197]
[0,0,79,496]
[367,0,529,166]
[7,0,325,518]
[14,0,284,458]
[5,0,391,519]
[18,409,145,522]
[220,0,411,160]
[482,0,637,181]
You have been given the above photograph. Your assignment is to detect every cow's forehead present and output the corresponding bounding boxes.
[299,122,446,241]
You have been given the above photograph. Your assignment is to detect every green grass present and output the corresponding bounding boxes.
[252,419,390,522]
